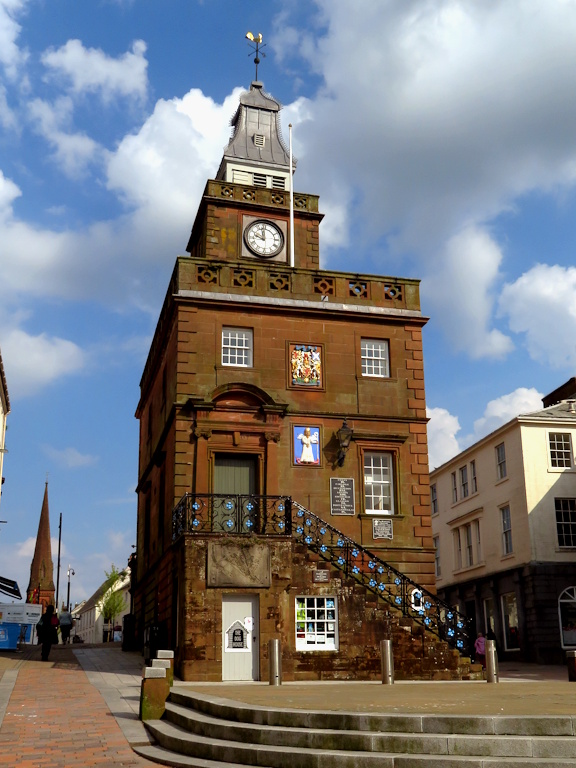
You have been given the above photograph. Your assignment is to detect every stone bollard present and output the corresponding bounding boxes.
[268,639,282,686]
[485,639,499,684]
[380,639,394,685]
[139,666,169,721]
[156,649,175,687]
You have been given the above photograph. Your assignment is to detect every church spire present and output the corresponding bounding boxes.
[26,482,55,606]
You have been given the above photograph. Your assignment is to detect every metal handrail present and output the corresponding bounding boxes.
[291,500,470,653]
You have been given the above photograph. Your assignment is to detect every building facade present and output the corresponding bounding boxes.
[431,400,576,664]
[132,80,466,682]
[75,569,131,644]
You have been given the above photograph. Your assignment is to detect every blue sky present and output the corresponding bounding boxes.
[2,0,576,603]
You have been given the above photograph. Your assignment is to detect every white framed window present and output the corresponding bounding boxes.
[555,498,576,548]
[451,472,458,503]
[363,452,394,514]
[453,519,482,570]
[453,529,462,570]
[295,596,338,651]
[459,466,469,498]
[430,484,438,515]
[549,433,573,469]
[496,443,507,480]
[470,460,477,494]
[501,504,513,555]
[464,523,473,567]
[222,328,253,367]
[360,339,390,378]
[433,535,441,577]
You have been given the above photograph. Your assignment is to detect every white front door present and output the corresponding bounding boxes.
[222,594,259,681]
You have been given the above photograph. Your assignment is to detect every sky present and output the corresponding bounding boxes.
[1,0,576,605]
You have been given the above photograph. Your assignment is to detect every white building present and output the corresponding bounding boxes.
[74,568,131,644]
[430,399,576,664]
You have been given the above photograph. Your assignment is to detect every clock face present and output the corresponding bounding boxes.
[244,220,284,257]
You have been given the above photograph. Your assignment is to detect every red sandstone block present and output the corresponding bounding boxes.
[409,423,427,434]
[414,526,432,537]
[405,340,422,351]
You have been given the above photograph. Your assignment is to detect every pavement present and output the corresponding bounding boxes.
[0,642,574,767]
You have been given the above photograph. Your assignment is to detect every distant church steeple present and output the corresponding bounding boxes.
[26,482,55,606]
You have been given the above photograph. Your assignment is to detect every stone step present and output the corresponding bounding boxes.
[160,700,576,759]
[170,690,576,736]
[137,722,576,768]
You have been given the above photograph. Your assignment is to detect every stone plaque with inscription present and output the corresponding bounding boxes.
[373,518,393,540]
[312,569,331,583]
[330,477,355,515]
[207,542,271,587]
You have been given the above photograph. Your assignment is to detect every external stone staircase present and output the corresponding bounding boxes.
[135,688,576,768]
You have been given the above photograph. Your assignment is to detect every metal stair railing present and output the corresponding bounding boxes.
[291,500,470,654]
[171,492,469,653]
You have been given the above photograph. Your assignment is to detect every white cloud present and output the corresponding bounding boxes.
[106,87,241,214]
[28,97,101,177]
[1,327,86,398]
[423,226,513,359]
[41,39,148,102]
[499,264,576,369]
[469,387,544,444]
[0,0,28,80]
[427,407,462,470]
[277,0,576,357]
[0,169,20,214]
[428,387,543,467]
[41,445,98,469]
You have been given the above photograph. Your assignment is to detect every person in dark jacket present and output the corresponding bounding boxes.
[39,604,59,661]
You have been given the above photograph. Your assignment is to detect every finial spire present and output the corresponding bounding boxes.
[246,32,266,80]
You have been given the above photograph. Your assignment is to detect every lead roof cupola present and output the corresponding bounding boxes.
[216,81,295,191]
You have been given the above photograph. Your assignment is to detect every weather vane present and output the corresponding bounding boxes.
[246,32,266,80]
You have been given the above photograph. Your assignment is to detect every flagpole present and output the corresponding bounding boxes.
[289,123,295,268]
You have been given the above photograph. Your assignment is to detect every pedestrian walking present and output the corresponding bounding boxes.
[59,606,73,644]
[38,604,60,661]
[474,631,486,668]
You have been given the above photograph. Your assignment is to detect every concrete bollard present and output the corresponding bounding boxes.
[485,639,499,684]
[380,639,394,685]
[139,667,169,721]
[152,658,172,688]
[268,638,282,686]
[157,650,175,687]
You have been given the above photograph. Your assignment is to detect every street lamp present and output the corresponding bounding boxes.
[336,419,354,466]
[66,565,75,610]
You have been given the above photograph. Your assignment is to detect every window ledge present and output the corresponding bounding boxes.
[452,561,486,576]
[500,553,515,561]
[495,476,509,486]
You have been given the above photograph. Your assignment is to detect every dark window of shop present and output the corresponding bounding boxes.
[556,498,576,548]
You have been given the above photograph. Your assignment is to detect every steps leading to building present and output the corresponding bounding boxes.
[134,689,576,767]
